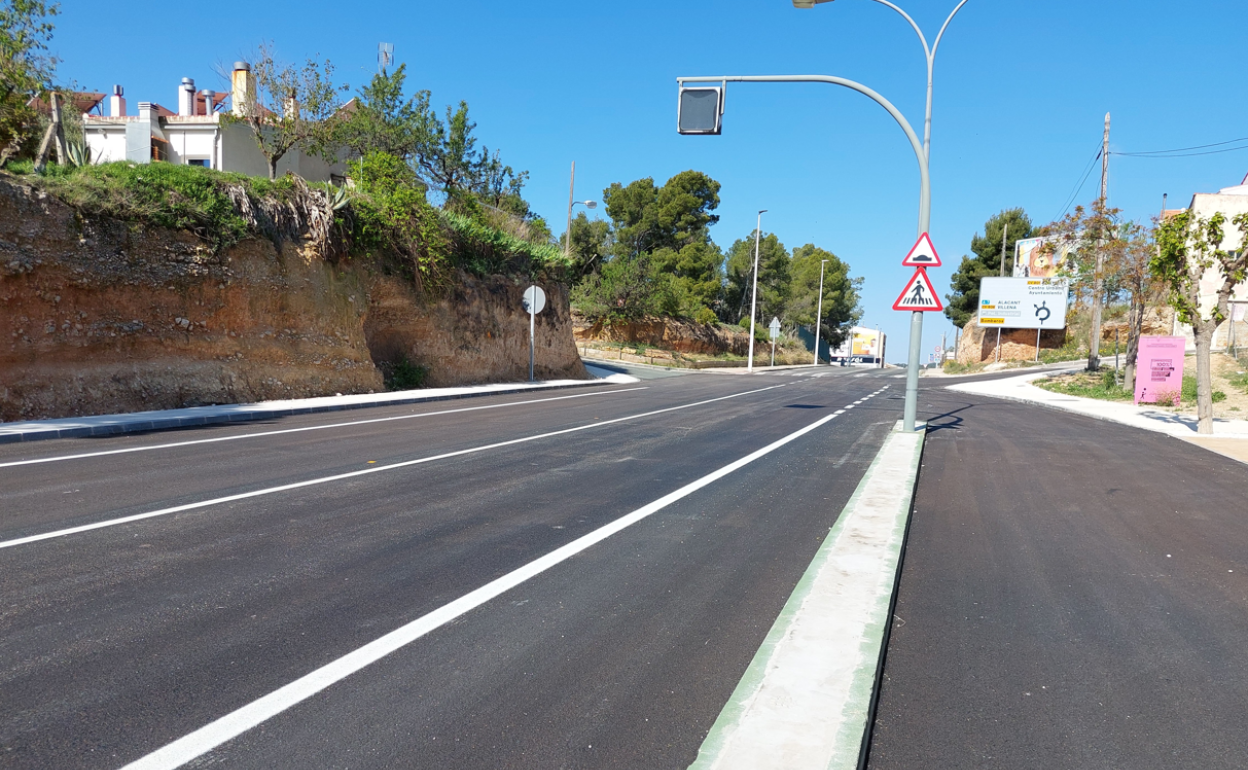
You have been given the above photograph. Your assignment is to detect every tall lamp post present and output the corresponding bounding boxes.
[793,0,969,431]
[747,210,767,373]
[813,258,829,365]
[563,161,597,258]
[676,0,967,430]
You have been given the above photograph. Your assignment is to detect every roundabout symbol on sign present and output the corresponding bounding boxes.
[1034,301,1051,323]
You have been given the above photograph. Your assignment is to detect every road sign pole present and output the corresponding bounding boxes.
[529,302,535,383]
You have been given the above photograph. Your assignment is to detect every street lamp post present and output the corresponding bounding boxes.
[814,258,829,365]
[794,0,969,432]
[563,161,597,258]
[677,0,966,430]
[747,210,767,373]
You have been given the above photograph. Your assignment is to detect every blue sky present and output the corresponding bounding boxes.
[51,0,1248,360]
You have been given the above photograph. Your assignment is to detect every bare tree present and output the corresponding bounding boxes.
[230,43,347,181]
[1153,211,1248,433]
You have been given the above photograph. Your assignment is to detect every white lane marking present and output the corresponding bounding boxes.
[117,398,846,770]
[0,389,650,469]
[0,385,789,551]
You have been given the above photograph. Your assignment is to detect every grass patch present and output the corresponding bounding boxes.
[3,161,294,252]
[942,361,985,375]
[1036,370,1135,402]
[1180,374,1226,405]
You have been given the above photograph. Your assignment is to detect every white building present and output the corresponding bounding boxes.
[83,62,348,182]
[1176,175,1248,351]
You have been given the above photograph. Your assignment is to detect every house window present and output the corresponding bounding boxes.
[186,158,210,168]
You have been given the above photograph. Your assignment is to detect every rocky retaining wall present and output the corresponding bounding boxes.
[0,176,585,422]
[573,314,750,356]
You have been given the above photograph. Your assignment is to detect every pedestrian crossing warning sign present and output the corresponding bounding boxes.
[893,268,943,311]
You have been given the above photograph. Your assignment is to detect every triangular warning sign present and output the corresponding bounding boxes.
[901,232,941,268]
[893,268,943,311]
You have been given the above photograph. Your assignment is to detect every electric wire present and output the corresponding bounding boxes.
[1112,144,1248,159]
[1054,143,1103,223]
[1111,135,1248,157]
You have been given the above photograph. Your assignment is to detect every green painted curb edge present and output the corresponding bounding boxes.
[688,422,927,770]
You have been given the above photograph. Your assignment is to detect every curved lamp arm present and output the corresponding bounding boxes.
[678,74,930,236]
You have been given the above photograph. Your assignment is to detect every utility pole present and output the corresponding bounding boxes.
[995,221,1008,362]
[1088,112,1110,371]
[563,161,576,258]
[813,259,828,365]
[747,210,766,372]
[999,222,1009,277]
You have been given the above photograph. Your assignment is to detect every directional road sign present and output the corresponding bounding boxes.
[901,232,941,268]
[768,317,781,340]
[977,277,1067,329]
[893,269,943,311]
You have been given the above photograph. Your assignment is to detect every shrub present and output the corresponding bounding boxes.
[384,355,427,391]
[694,306,718,325]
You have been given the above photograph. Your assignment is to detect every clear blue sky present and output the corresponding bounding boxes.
[50,0,1248,360]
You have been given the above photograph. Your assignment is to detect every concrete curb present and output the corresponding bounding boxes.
[688,422,926,770]
[0,380,613,445]
[945,372,1248,439]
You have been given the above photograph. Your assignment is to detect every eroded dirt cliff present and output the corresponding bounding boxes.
[0,177,585,422]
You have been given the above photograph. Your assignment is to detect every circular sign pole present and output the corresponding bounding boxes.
[523,286,546,383]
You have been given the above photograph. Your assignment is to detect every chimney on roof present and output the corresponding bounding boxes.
[178,77,196,116]
[201,89,216,117]
[231,61,255,117]
[110,84,126,117]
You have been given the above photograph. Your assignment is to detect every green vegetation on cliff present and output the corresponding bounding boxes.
[1,158,569,286]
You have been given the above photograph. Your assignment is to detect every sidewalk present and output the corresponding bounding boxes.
[0,375,638,445]
[947,369,1248,463]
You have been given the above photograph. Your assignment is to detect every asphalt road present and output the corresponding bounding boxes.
[1,366,903,769]
[868,383,1248,769]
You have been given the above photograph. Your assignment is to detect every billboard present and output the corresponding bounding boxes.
[831,327,885,363]
[851,328,881,357]
[978,277,1069,330]
[1013,237,1074,278]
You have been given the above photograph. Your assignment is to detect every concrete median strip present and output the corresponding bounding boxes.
[689,422,925,770]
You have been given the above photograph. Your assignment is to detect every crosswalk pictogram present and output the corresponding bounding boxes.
[893,269,943,311]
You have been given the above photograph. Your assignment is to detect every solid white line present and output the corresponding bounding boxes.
[0,388,650,469]
[117,399,845,770]
[0,384,789,551]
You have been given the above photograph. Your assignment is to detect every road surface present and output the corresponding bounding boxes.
[1,367,901,769]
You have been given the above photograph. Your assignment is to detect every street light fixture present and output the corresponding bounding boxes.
[675,0,969,431]
[814,258,829,365]
[747,210,767,373]
[563,160,598,258]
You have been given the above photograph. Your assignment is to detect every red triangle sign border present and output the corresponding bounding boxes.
[893,268,943,311]
[902,232,941,268]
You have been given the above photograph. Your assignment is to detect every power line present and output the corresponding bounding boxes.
[1113,144,1248,159]
[1112,135,1248,156]
[1053,143,1103,223]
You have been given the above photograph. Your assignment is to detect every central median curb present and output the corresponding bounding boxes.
[689,422,926,770]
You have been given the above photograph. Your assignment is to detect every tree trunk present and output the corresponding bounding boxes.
[1193,321,1215,434]
[267,157,278,181]
[1124,297,1145,392]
